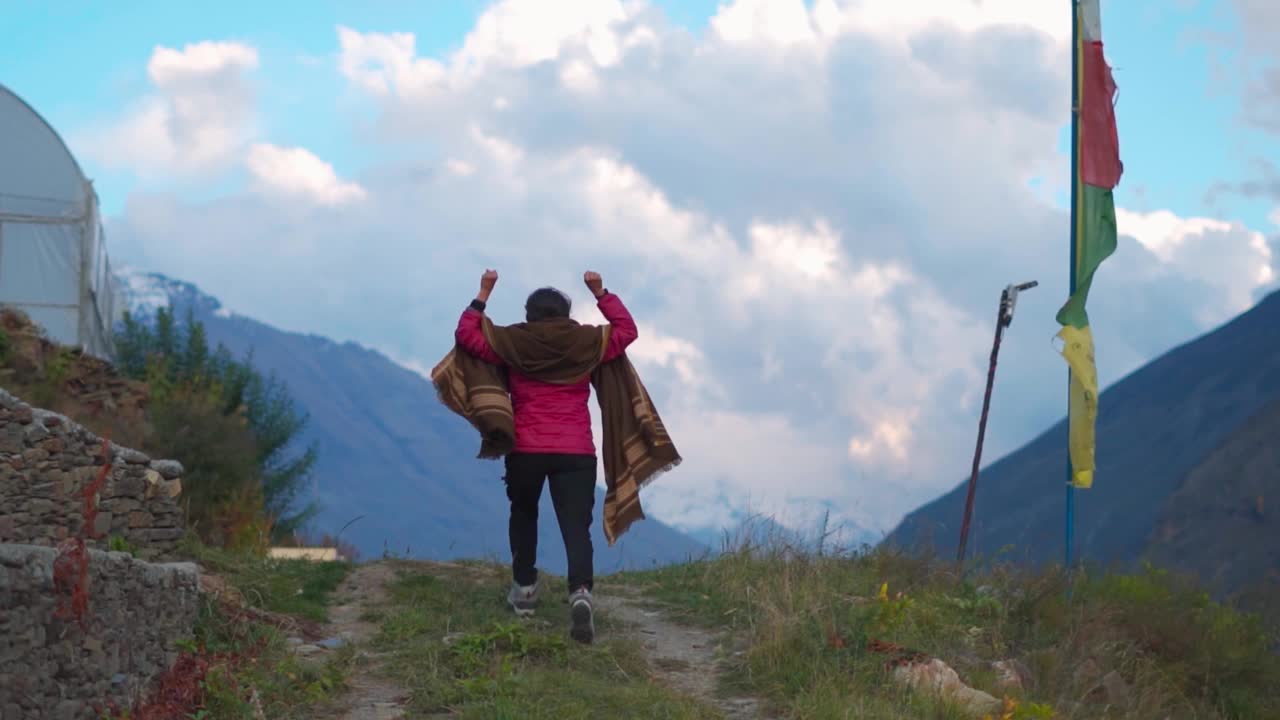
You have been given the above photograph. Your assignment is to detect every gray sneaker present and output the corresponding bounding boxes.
[507,582,539,617]
[569,587,595,644]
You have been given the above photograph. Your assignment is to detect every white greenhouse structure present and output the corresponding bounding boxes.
[0,83,123,359]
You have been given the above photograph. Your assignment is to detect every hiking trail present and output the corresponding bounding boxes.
[310,562,408,720]
[598,588,767,719]
[305,563,767,719]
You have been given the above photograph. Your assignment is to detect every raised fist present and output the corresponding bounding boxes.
[480,269,499,293]
[584,271,604,298]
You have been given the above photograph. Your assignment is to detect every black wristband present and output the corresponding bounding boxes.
[469,298,487,312]
[595,289,610,300]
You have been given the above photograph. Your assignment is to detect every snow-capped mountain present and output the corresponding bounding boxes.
[117,267,229,321]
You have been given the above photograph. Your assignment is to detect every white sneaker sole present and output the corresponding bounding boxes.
[570,601,594,644]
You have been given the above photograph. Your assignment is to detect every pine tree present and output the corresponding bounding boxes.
[113,308,320,545]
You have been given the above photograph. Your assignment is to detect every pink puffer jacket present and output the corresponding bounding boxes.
[454,293,638,455]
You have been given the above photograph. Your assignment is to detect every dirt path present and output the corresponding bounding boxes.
[306,562,408,720]
[303,563,765,719]
[597,592,767,719]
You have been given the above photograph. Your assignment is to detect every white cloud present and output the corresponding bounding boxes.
[645,408,852,531]
[246,143,367,206]
[1226,0,1280,132]
[105,0,1276,540]
[446,159,477,177]
[1116,208,1275,320]
[147,41,259,84]
[82,41,260,177]
[706,0,1069,53]
[710,0,822,48]
[336,0,633,100]
[456,0,629,71]
[78,38,365,213]
[746,220,843,281]
[625,325,712,388]
[337,25,445,97]
[833,0,1070,43]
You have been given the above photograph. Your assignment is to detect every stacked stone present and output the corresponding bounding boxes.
[0,544,200,719]
[0,388,185,559]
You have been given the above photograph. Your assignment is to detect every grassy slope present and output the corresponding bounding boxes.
[620,544,1280,720]
[121,545,355,719]
[125,540,1279,720]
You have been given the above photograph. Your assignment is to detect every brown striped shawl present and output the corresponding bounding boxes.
[431,315,680,545]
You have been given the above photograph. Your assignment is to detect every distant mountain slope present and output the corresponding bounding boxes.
[119,271,706,572]
[885,289,1280,588]
[1145,397,1280,592]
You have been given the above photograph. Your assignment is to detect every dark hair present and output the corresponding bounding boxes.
[525,287,572,322]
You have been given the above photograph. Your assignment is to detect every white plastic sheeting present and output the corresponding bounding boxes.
[0,84,121,359]
[0,223,80,304]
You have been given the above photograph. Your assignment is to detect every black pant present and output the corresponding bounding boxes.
[504,453,597,592]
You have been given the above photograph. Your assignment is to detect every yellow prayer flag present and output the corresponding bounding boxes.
[1056,325,1098,489]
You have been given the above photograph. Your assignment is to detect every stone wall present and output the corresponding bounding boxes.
[0,388,184,559]
[0,544,201,719]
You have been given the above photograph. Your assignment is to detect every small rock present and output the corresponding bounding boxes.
[992,658,1032,693]
[115,446,150,465]
[23,422,48,442]
[1101,670,1130,706]
[293,644,324,657]
[150,459,185,479]
[93,512,113,538]
[143,469,165,498]
[316,636,348,650]
[141,527,184,542]
[286,637,305,647]
[893,659,1002,716]
[0,426,21,454]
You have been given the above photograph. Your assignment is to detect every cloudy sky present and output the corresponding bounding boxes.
[5,0,1278,541]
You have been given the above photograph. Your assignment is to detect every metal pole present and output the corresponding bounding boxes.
[957,281,1037,569]
[956,298,1007,567]
[1065,0,1082,571]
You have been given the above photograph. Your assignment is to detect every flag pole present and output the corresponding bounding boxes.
[1065,0,1081,572]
